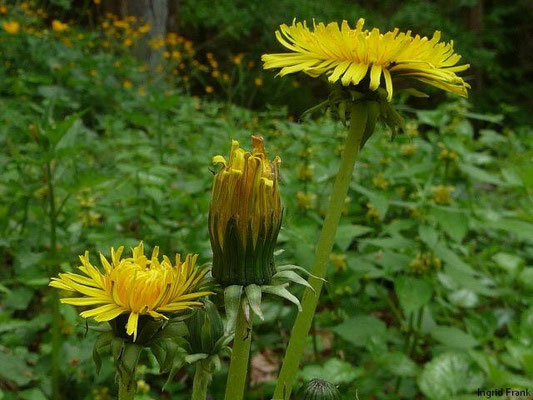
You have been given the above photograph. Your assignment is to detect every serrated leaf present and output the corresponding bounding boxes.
[395,276,432,316]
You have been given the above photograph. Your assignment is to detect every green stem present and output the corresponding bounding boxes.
[274,102,369,400]
[118,376,136,400]
[47,162,61,400]
[192,359,212,400]
[224,300,252,400]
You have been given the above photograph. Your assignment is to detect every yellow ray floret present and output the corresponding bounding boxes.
[50,242,211,340]
[262,18,470,100]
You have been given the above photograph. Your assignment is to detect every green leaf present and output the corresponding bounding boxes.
[335,224,373,250]
[431,207,469,243]
[0,351,34,386]
[431,326,478,349]
[333,315,386,347]
[418,352,483,400]
[395,276,432,316]
[300,358,361,385]
[418,225,439,248]
[459,163,506,186]
[379,352,419,377]
[492,252,523,276]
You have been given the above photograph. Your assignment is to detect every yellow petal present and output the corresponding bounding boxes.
[126,312,139,341]
[369,64,382,91]
[383,68,393,101]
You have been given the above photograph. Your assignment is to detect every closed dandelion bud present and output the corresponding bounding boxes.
[187,299,225,355]
[209,136,282,287]
[298,378,341,400]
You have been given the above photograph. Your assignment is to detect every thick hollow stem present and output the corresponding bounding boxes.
[224,300,252,400]
[192,360,212,400]
[47,162,61,400]
[118,376,136,400]
[273,102,369,400]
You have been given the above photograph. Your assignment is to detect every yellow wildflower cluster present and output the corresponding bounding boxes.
[100,13,151,51]
[296,191,316,210]
[330,253,347,272]
[438,144,459,162]
[372,172,390,189]
[431,185,454,204]
[409,252,442,274]
[366,202,380,221]
[400,143,418,157]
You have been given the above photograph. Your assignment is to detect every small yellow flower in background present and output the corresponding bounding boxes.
[232,53,244,65]
[296,191,316,210]
[400,143,418,157]
[262,18,469,101]
[137,86,146,97]
[410,252,442,274]
[137,380,150,394]
[138,23,150,34]
[254,77,263,86]
[438,144,458,162]
[330,253,347,272]
[52,19,69,32]
[163,50,171,58]
[2,21,20,34]
[123,37,133,47]
[366,202,380,220]
[93,0,101,4]
[431,185,454,204]
[405,121,419,137]
[0,5,7,14]
[171,50,181,60]
[205,85,214,93]
[149,36,165,50]
[211,70,220,78]
[49,242,211,340]
[372,172,390,189]
[222,73,230,82]
[297,165,314,181]
[123,80,133,89]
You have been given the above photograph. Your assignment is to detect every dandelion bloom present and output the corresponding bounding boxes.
[262,19,470,101]
[50,243,211,340]
[2,21,20,34]
[209,136,282,286]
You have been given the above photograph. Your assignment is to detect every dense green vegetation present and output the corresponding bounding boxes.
[0,1,532,399]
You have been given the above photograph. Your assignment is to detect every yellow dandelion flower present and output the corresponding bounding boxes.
[52,19,69,32]
[262,19,470,101]
[2,21,20,34]
[209,137,282,286]
[50,242,212,340]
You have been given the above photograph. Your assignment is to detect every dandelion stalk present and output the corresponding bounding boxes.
[224,300,252,400]
[192,359,212,400]
[118,376,136,400]
[46,161,61,400]
[274,101,369,399]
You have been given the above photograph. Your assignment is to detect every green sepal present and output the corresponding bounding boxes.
[245,284,264,320]
[359,100,380,149]
[120,343,143,377]
[261,285,302,311]
[276,264,326,281]
[93,331,114,375]
[272,270,315,292]
[224,285,243,334]
[111,337,125,361]
[153,321,188,341]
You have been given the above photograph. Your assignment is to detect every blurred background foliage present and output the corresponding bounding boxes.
[0,0,532,399]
